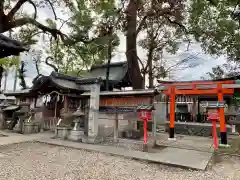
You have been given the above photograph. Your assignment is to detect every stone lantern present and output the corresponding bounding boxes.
[68,107,85,141]
[0,100,9,129]
[54,109,74,139]
[23,107,41,134]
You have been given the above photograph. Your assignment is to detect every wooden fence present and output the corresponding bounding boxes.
[43,118,58,131]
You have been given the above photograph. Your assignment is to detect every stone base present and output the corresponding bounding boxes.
[55,126,70,139]
[219,144,231,148]
[82,135,104,144]
[23,122,40,134]
[23,122,34,134]
[165,122,231,137]
[143,144,148,152]
[68,130,84,142]
[33,123,40,133]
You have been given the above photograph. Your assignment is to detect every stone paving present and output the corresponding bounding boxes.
[155,133,213,152]
[0,142,239,180]
[37,137,213,170]
[0,131,213,170]
[0,131,52,146]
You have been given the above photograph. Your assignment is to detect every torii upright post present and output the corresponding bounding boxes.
[169,86,176,140]
[217,84,228,145]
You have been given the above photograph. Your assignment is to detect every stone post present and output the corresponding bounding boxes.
[114,113,119,142]
[82,83,101,143]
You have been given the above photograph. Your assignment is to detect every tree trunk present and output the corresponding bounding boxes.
[106,36,112,91]
[148,47,154,88]
[142,73,146,88]
[126,0,143,89]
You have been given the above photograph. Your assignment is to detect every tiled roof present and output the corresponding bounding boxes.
[99,106,135,112]
[0,34,28,58]
[136,105,154,111]
[4,62,130,96]
[81,61,128,82]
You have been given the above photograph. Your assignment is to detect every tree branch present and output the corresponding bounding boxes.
[45,56,58,72]
[0,1,4,11]
[7,17,67,40]
[0,3,4,26]
[7,0,37,20]
[165,16,191,50]
[206,0,217,6]
[137,55,144,70]
[136,15,148,35]
[136,9,172,35]
[44,0,57,20]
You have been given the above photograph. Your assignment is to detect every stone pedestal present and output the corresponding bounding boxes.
[55,126,70,139]
[23,122,34,134]
[0,112,5,130]
[68,130,84,141]
[33,123,40,133]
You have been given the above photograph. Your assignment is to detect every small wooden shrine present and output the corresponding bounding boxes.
[4,61,133,120]
[4,61,158,143]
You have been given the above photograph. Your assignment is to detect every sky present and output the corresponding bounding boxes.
[2,2,227,91]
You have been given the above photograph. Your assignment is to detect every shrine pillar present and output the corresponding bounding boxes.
[169,86,176,140]
[217,84,228,145]
[82,83,101,143]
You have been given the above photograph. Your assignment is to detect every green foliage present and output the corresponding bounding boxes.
[43,0,120,75]
[188,0,240,61]
[137,0,185,83]
[202,62,240,80]
[0,56,20,70]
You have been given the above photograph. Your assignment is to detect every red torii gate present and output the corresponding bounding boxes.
[157,79,235,145]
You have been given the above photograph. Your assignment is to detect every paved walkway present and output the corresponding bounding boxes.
[37,138,213,170]
[0,130,53,146]
[155,133,214,152]
[0,131,213,170]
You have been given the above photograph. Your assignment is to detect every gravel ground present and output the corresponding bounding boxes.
[0,142,239,180]
[100,140,143,151]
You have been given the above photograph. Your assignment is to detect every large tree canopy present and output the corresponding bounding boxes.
[189,0,240,61]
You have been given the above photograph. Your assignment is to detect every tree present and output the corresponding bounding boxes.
[0,56,20,90]
[41,0,120,77]
[189,0,240,62]
[124,0,187,89]
[18,61,28,89]
[202,62,240,80]
[137,10,185,87]
[1,0,73,42]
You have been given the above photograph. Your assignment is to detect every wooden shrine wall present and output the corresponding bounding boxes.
[97,95,155,137]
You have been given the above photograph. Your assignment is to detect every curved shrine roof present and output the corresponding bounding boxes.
[0,34,28,58]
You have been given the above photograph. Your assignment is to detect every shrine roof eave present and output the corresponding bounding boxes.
[80,61,129,85]
[157,76,240,85]
[0,34,29,58]
[3,89,33,97]
[31,72,86,94]
[79,89,159,97]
